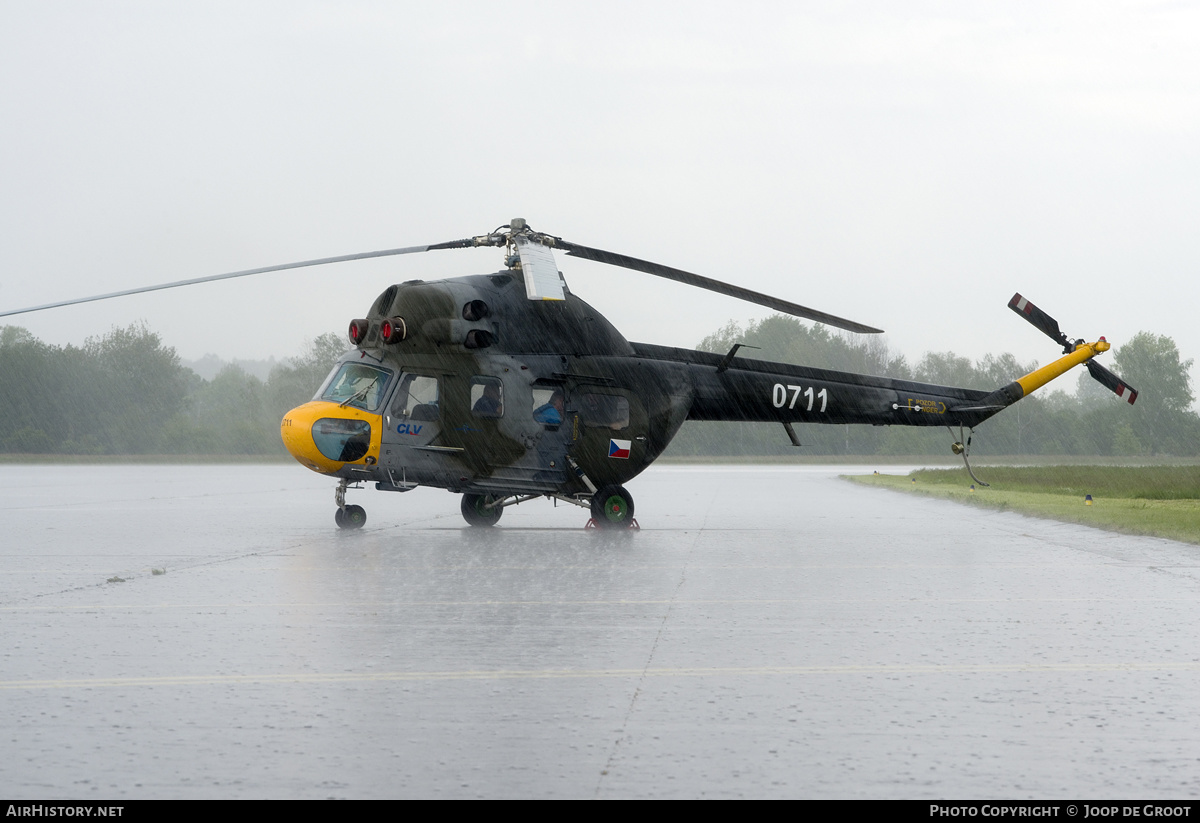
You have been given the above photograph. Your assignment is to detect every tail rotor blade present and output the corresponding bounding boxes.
[1008,293,1070,350]
[1086,359,1138,405]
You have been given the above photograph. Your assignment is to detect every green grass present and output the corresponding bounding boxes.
[909,465,1200,499]
[848,465,1200,545]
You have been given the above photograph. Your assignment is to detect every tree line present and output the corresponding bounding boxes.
[1,318,1194,457]
[0,324,345,455]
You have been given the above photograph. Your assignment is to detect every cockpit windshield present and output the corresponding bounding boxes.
[317,363,393,412]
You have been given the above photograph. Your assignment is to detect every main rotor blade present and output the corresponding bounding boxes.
[1008,293,1070,349]
[554,240,883,334]
[0,239,474,319]
[1086,359,1139,405]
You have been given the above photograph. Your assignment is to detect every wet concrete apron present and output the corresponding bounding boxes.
[2,464,1198,798]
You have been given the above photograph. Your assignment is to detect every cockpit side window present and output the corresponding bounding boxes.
[317,363,393,412]
[390,374,440,421]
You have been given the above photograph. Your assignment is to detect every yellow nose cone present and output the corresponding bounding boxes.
[280,401,382,474]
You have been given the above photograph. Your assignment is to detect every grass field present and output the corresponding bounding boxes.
[847,465,1200,545]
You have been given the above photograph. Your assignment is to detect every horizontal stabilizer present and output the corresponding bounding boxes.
[948,404,1009,413]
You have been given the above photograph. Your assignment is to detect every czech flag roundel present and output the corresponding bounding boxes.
[608,439,631,459]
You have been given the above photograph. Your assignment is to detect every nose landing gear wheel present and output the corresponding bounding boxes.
[335,504,367,529]
[461,493,503,527]
[590,484,634,529]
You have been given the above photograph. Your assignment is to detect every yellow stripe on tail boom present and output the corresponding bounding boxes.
[1014,339,1111,398]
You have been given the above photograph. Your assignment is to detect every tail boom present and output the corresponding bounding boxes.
[968,339,1113,416]
[1014,339,1110,398]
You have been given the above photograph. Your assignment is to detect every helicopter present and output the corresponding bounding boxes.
[1,218,1137,529]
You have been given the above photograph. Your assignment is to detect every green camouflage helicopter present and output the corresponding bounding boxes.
[2,219,1137,529]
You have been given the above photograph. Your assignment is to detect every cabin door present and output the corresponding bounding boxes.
[380,372,457,485]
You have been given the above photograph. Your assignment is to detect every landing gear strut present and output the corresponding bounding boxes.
[455,486,640,529]
[334,478,367,529]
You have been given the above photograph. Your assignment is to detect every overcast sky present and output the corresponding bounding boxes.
[2,1,1197,396]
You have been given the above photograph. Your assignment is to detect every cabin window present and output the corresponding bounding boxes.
[390,374,440,421]
[470,377,504,418]
[317,363,393,412]
[579,393,629,429]
[532,384,565,427]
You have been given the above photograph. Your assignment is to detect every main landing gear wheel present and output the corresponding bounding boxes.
[590,484,634,529]
[335,504,366,529]
[461,493,503,527]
